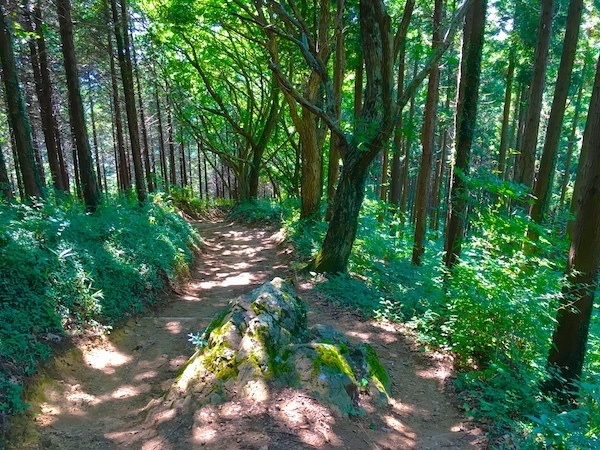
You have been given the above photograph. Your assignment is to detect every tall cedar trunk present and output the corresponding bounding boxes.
[559,68,585,210]
[167,101,177,186]
[180,141,187,187]
[516,0,554,191]
[389,45,406,209]
[353,52,363,120]
[0,141,13,198]
[412,0,442,265]
[197,142,203,199]
[10,137,24,198]
[530,0,583,225]
[106,13,130,192]
[430,126,449,230]
[58,0,100,210]
[131,30,154,192]
[110,0,146,203]
[28,1,67,192]
[155,86,168,187]
[444,0,486,269]
[546,52,600,402]
[512,81,528,182]
[497,50,515,178]
[325,0,345,221]
[0,0,43,198]
[89,89,103,194]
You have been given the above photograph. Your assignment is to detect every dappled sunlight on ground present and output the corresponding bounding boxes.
[82,344,131,373]
[13,221,486,450]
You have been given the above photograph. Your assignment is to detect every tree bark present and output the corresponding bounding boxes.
[105,7,130,192]
[546,52,600,403]
[412,0,443,265]
[0,0,44,199]
[516,0,554,192]
[28,0,68,192]
[57,0,100,210]
[444,0,487,269]
[167,100,177,186]
[0,141,13,199]
[559,66,585,210]
[497,50,515,179]
[110,0,146,203]
[530,0,583,225]
[325,0,345,221]
[155,85,168,187]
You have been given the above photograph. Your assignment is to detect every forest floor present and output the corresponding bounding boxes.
[6,220,487,450]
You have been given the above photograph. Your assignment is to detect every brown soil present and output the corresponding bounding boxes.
[5,221,487,450]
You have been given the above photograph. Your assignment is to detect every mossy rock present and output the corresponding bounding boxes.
[161,278,389,417]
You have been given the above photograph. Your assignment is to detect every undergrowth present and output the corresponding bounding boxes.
[270,188,599,448]
[0,195,200,416]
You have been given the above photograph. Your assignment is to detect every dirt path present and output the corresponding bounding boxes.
[8,221,486,450]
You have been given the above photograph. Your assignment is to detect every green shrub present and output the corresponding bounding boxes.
[0,196,200,415]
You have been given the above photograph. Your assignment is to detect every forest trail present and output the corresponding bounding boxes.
[9,221,486,450]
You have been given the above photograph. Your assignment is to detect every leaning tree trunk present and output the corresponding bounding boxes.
[0,0,43,199]
[444,0,487,269]
[546,52,600,403]
[313,155,369,273]
[57,0,100,211]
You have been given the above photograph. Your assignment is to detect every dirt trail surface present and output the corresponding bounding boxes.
[7,221,486,450]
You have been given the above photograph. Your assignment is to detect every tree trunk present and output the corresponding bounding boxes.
[559,66,585,210]
[0,0,44,198]
[28,0,67,192]
[326,0,345,221]
[516,0,554,192]
[412,0,442,265]
[131,29,154,193]
[313,157,368,273]
[106,12,130,192]
[530,0,583,225]
[110,0,146,203]
[546,52,600,403]
[167,101,177,186]
[57,0,100,211]
[497,50,515,178]
[0,141,13,199]
[444,0,487,269]
[155,86,168,187]
[89,87,103,194]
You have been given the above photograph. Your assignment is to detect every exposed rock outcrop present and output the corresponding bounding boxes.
[158,278,389,417]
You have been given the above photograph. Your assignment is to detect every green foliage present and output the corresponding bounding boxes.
[169,186,233,219]
[283,190,600,447]
[228,198,287,226]
[0,196,199,415]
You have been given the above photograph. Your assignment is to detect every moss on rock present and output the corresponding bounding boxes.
[161,278,389,417]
